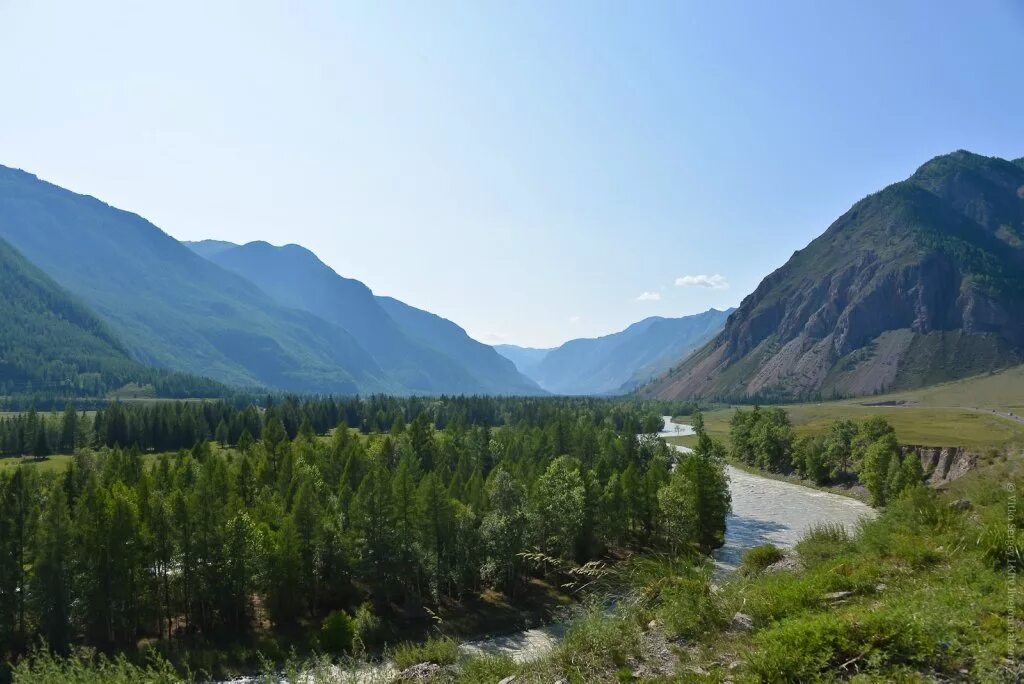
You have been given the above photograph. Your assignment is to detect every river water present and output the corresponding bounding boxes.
[223,416,874,678]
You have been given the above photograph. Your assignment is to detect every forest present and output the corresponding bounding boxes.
[0,395,726,677]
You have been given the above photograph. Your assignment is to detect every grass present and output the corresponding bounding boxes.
[391,636,460,670]
[668,401,1024,450]
[740,544,785,575]
[0,454,73,473]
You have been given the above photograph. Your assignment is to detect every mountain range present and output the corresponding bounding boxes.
[496,307,732,395]
[0,165,538,396]
[185,240,540,395]
[643,151,1024,401]
[3,149,1023,402]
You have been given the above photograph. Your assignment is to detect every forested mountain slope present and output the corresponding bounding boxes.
[498,308,731,395]
[0,165,392,394]
[188,240,541,395]
[0,236,222,401]
[645,150,1024,401]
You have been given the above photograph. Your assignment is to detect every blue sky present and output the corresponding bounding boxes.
[1,1,1022,347]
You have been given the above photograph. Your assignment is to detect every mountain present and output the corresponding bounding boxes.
[0,165,392,394]
[644,150,1024,401]
[374,296,542,395]
[497,308,732,395]
[0,235,222,401]
[187,240,542,395]
[493,345,551,378]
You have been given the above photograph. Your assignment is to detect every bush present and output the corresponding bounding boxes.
[746,612,850,680]
[320,610,356,655]
[796,522,851,566]
[392,636,460,670]
[656,573,723,639]
[554,608,642,680]
[352,602,383,653]
[741,544,784,574]
[746,606,947,680]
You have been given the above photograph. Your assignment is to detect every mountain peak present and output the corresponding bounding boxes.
[644,151,1024,402]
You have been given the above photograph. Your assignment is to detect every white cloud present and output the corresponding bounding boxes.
[675,274,728,289]
[636,291,661,301]
[568,315,581,324]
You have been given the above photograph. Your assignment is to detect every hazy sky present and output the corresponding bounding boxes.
[2,2,1022,347]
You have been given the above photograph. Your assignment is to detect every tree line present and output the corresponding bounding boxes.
[729,406,923,505]
[0,397,727,668]
[0,395,698,459]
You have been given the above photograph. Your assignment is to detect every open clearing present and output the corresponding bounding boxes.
[670,366,1024,451]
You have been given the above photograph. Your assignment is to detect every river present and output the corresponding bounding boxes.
[223,416,874,679]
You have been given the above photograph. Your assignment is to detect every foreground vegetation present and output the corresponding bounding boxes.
[0,395,726,680]
[12,455,1021,682]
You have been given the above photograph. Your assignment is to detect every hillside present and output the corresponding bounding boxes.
[0,236,221,401]
[493,344,551,377]
[375,295,542,394]
[189,240,541,395]
[0,165,391,394]
[498,308,732,395]
[645,150,1024,401]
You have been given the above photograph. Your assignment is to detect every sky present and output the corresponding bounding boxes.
[1,1,1023,348]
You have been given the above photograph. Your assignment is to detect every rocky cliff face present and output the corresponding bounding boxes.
[645,151,1024,401]
[904,446,980,488]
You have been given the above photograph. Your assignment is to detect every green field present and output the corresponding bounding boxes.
[0,454,73,473]
[670,367,1024,451]
[877,364,1024,414]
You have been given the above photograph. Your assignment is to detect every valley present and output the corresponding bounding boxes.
[0,150,1022,682]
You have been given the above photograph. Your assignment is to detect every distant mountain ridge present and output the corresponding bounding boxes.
[0,165,394,394]
[497,308,732,395]
[644,150,1024,401]
[187,240,542,395]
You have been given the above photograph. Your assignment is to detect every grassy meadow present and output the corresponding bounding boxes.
[669,364,1024,452]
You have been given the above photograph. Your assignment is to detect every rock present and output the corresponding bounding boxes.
[823,590,854,601]
[875,583,887,592]
[949,499,973,511]
[730,612,754,631]
[647,619,660,631]
[764,555,804,573]
[394,662,441,682]
[497,677,516,684]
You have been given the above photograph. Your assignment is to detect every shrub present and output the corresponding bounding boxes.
[392,636,460,670]
[320,610,356,655]
[555,608,642,680]
[656,573,723,639]
[746,612,850,680]
[741,544,784,574]
[352,602,383,653]
[796,522,851,566]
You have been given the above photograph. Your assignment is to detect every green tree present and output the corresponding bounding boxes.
[859,433,899,506]
[530,457,585,561]
[32,482,74,651]
[479,469,527,593]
